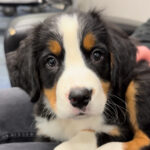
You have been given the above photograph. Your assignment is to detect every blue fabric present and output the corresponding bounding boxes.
[0,36,11,88]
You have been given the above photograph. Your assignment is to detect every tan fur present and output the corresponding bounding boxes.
[109,128,121,136]
[83,33,95,50]
[48,40,61,55]
[82,129,95,132]
[124,130,150,150]
[101,80,110,96]
[126,81,138,131]
[44,85,57,111]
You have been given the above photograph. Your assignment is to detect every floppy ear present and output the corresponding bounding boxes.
[16,24,43,102]
[29,56,41,103]
[108,26,137,94]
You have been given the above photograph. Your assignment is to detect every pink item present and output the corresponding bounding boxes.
[136,46,150,66]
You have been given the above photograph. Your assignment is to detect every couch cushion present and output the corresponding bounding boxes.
[0,88,36,143]
[0,36,11,88]
[0,142,59,150]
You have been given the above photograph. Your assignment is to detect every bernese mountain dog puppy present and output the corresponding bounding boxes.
[6,11,150,150]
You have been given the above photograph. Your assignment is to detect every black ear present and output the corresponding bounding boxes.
[29,56,41,103]
[15,24,42,102]
[89,10,102,19]
[108,26,137,94]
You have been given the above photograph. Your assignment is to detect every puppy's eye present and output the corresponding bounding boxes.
[46,56,57,68]
[91,49,104,63]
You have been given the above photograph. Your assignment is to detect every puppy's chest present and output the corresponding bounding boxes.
[36,116,115,141]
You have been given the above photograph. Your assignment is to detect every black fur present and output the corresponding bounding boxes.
[142,145,150,150]
[134,61,150,137]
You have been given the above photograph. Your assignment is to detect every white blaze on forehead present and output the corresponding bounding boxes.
[56,14,107,119]
[57,14,85,67]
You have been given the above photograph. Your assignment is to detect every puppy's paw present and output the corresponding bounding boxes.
[54,142,71,150]
[54,131,97,150]
[96,142,123,150]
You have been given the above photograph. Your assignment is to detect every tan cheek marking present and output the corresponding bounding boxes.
[83,33,96,51]
[124,130,150,150]
[44,85,57,111]
[101,80,110,96]
[126,81,138,131]
[48,40,61,55]
[109,127,121,136]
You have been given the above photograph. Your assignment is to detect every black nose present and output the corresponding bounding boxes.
[69,88,92,109]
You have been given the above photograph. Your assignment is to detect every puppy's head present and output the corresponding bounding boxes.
[19,11,136,119]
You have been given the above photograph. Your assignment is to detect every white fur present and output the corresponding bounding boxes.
[54,133,123,150]
[54,131,97,150]
[97,142,123,150]
[54,14,107,119]
[36,115,115,141]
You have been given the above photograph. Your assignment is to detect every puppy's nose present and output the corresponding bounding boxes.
[69,88,92,109]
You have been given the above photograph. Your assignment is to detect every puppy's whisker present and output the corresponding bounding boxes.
[104,105,118,122]
[108,100,127,123]
[105,102,119,121]
[109,93,126,105]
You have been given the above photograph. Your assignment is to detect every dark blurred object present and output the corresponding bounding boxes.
[2,6,16,16]
[0,0,43,5]
[4,13,52,53]
[131,18,150,49]
[105,16,142,36]
[0,0,72,16]
[0,0,43,16]
[4,13,141,53]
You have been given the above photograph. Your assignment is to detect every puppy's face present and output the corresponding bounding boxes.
[34,12,111,119]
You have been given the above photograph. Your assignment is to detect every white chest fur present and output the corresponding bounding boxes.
[35,115,115,141]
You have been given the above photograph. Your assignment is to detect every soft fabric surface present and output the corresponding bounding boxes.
[0,36,11,88]
[0,88,35,143]
[0,142,58,150]
[0,88,59,149]
[131,18,150,48]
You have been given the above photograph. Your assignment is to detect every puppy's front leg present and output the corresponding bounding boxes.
[54,130,97,150]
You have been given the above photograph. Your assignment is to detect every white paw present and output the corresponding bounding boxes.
[96,142,123,150]
[54,142,71,150]
[54,141,96,150]
[54,131,97,150]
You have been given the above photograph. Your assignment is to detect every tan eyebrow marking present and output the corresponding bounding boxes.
[83,33,96,51]
[48,40,61,55]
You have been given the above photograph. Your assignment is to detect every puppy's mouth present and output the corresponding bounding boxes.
[78,112,85,116]
[74,113,89,119]
[73,108,90,119]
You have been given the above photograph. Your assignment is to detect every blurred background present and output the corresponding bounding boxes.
[0,0,150,32]
[74,0,150,22]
